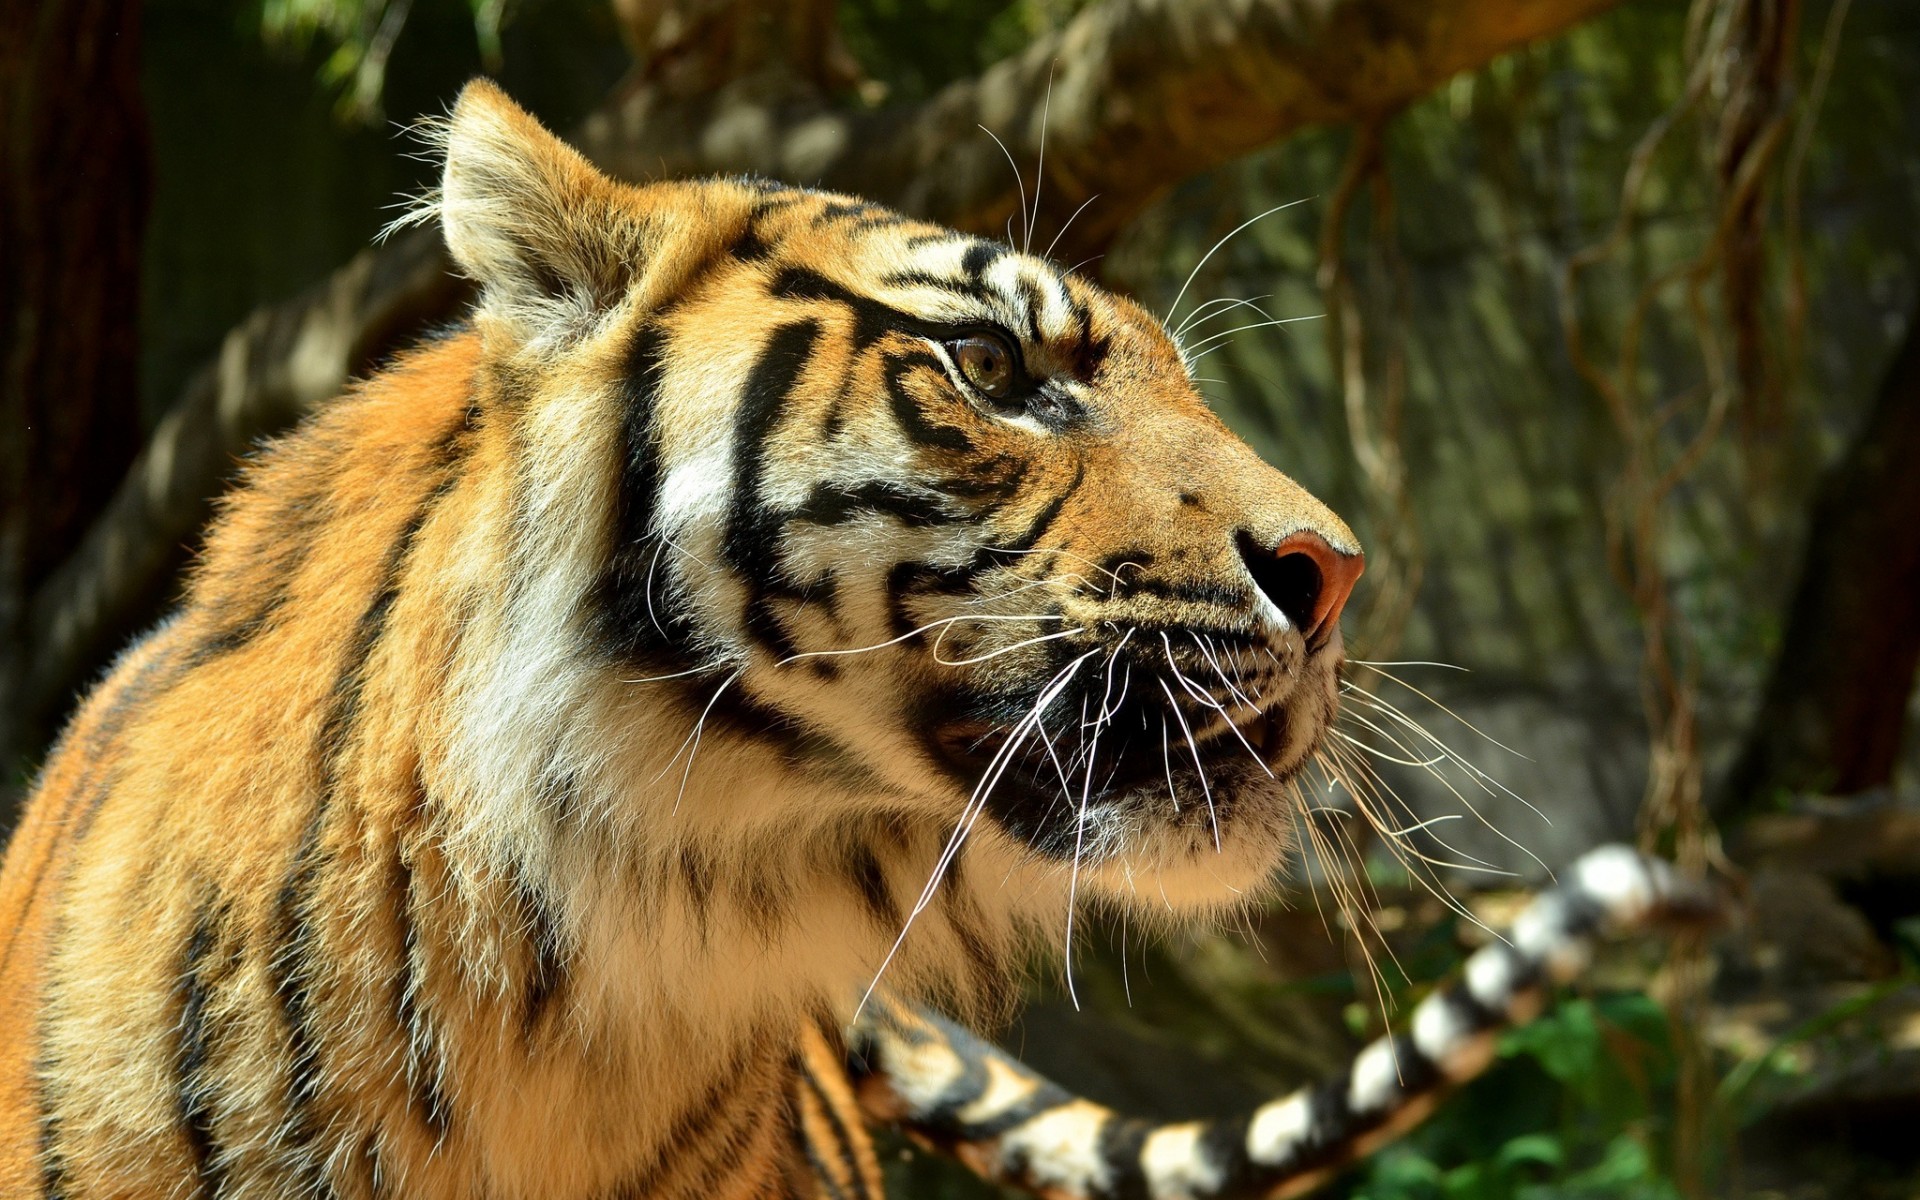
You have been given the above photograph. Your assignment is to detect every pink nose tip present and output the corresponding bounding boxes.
[1251,530,1365,646]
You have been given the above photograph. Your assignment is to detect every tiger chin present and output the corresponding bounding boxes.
[0,80,1362,1198]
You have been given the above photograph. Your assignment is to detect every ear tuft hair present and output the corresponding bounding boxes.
[429,79,638,340]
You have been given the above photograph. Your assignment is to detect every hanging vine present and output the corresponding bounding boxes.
[1318,115,1422,657]
[1555,0,1848,1190]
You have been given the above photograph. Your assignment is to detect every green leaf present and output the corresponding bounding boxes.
[1494,1133,1565,1174]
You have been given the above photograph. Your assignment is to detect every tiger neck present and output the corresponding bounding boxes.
[432,686,1031,1046]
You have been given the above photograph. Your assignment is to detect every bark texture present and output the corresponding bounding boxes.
[1724,310,1920,807]
[2,0,1624,795]
[0,0,149,789]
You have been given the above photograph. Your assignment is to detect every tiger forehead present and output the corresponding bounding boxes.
[737,187,1166,374]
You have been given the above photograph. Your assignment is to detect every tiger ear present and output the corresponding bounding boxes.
[436,79,633,336]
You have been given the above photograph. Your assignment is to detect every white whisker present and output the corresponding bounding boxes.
[856,649,1099,1018]
[1043,193,1100,262]
[932,625,1085,666]
[1174,294,1275,339]
[979,124,1028,252]
[1333,727,1446,769]
[777,613,1062,665]
[1165,197,1314,328]
[1181,313,1323,354]
[1159,678,1219,852]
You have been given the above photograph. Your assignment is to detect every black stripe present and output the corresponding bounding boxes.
[591,323,695,664]
[797,1052,874,1200]
[722,320,825,666]
[1430,980,1504,1038]
[881,559,979,639]
[797,1131,853,1200]
[1012,275,1045,345]
[843,841,900,932]
[999,461,1084,555]
[613,1031,770,1194]
[1095,1115,1155,1200]
[961,241,1003,281]
[876,268,988,299]
[1378,1032,1442,1098]
[743,593,805,665]
[177,899,225,1195]
[1071,292,1110,378]
[679,847,714,939]
[938,859,1003,988]
[722,319,821,575]
[771,267,995,352]
[937,453,1027,506]
[271,440,463,1185]
[882,351,973,452]
[37,1095,66,1200]
[813,199,894,227]
[728,219,773,262]
[791,481,958,529]
[186,476,334,667]
[514,879,568,1036]
[1108,577,1249,607]
[1553,888,1610,941]
[391,853,452,1139]
[1198,1115,1255,1191]
[771,269,903,350]
[1299,1074,1356,1163]
[732,864,791,942]
[67,639,181,846]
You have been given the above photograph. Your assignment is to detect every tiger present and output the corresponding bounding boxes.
[0,79,1711,1199]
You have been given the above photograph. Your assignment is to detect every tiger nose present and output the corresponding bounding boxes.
[1235,529,1365,648]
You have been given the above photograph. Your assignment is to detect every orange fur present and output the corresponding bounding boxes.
[1,81,1362,1198]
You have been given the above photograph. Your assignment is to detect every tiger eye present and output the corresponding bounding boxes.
[952,334,1015,400]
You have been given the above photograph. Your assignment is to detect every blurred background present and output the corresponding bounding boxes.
[2,0,1916,1195]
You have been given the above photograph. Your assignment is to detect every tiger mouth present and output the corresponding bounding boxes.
[923,672,1314,858]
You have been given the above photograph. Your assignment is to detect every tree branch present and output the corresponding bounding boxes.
[8,0,1624,773]
[577,0,1627,260]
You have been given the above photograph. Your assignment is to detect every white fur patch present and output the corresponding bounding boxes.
[1411,991,1474,1071]
[1465,945,1521,1016]
[1512,894,1591,983]
[1141,1122,1226,1199]
[997,1100,1114,1195]
[1245,1091,1312,1166]
[955,1057,1042,1126]
[883,1033,968,1114]
[1573,843,1661,927]
[657,441,733,534]
[1347,1038,1403,1116]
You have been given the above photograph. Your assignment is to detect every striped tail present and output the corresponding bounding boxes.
[846,846,1720,1200]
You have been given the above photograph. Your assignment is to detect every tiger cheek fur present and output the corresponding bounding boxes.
[0,79,1360,1198]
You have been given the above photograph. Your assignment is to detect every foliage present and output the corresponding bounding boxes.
[255,0,1099,119]
[1348,994,1683,1200]
[258,0,524,119]
[836,0,1092,102]
[1105,0,1920,867]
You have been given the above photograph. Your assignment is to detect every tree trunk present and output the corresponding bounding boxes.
[1723,310,1920,809]
[0,0,149,800]
[0,0,1625,807]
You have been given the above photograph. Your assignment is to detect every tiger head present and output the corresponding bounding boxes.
[436,82,1361,919]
